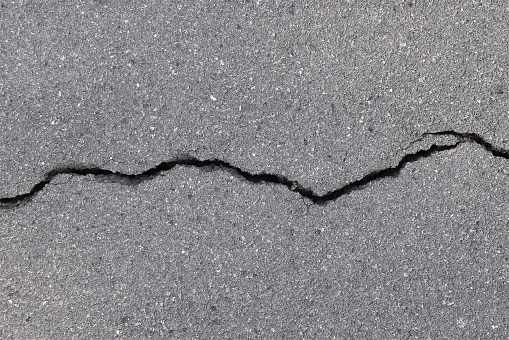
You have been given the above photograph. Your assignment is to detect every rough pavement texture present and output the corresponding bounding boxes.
[1,1,509,339]
[1,143,509,338]
[1,1,508,196]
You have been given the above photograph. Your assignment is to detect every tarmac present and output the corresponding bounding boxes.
[1,1,508,338]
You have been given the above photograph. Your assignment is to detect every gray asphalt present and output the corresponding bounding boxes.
[1,1,508,339]
[1,1,507,197]
[2,143,508,338]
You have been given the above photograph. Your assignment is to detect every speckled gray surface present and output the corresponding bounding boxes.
[1,1,509,339]
[1,143,508,338]
[1,1,508,197]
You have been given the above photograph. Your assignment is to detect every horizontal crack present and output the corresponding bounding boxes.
[1,131,507,209]
[421,131,509,159]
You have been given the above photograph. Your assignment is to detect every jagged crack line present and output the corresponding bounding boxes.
[2,130,507,209]
[0,142,460,209]
[313,142,460,204]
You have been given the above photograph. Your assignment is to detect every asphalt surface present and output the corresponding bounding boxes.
[1,1,508,339]
[1,1,508,197]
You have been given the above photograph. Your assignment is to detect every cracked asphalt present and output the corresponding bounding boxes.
[1,1,508,339]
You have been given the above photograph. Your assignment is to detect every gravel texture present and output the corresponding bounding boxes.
[1,2,508,339]
[1,143,508,338]
[1,1,508,197]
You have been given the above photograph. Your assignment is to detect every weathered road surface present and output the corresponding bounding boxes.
[1,1,508,339]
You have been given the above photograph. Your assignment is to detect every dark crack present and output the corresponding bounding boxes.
[1,131,508,209]
[421,131,509,159]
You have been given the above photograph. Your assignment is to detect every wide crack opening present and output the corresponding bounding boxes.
[1,131,508,209]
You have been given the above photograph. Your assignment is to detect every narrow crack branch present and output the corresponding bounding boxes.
[421,131,509,159]
[1,131,507,209]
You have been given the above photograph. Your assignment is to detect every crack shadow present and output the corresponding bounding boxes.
[1,131,508,209]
